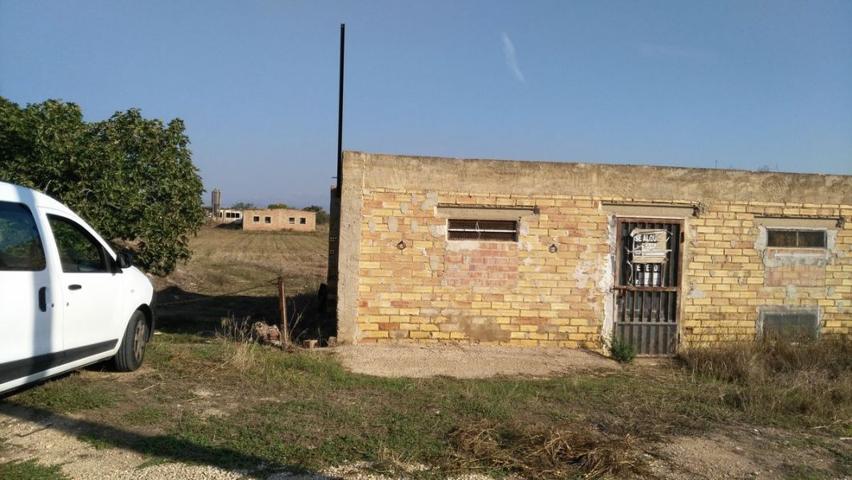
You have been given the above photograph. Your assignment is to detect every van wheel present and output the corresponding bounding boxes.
[115,310,148,372]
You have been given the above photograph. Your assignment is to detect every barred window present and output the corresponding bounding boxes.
[767,229,826,248]
[447,219,518,241]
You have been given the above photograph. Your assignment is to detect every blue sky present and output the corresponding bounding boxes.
[2,1,851,208]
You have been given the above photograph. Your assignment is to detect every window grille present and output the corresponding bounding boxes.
[447,219,518,241]
[767,229,826,248]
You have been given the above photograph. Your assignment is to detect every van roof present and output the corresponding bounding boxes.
[0,181,72,213]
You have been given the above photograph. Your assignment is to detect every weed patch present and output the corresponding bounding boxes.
[0,459,68,479]
[609,335,636,363]
[121,405,168,427]
[13,374,117,413]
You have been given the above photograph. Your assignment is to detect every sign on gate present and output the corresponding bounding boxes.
[629,228,669,264]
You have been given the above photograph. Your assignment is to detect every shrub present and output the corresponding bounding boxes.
[678,336,852,427]
[609,335,636,363]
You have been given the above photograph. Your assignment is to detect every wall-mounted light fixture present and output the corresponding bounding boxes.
[548,243,558,253]
[396,240,407,251]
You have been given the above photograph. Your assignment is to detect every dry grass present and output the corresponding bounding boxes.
[221,341,258,373]
[448,421,647,479]
[157,224,328,296]
[678,336,852,428]
[215,316,263,372]
[217,315,254,343]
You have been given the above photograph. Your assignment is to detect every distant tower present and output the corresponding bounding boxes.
[211,188,221,217]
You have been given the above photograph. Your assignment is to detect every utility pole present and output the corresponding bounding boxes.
[336,23,345,196]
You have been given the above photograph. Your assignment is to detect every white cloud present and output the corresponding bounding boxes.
[501,32,525,83]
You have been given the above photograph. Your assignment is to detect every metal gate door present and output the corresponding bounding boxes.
[613,219,682,355]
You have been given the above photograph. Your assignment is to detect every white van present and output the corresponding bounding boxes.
[0,182,154,395]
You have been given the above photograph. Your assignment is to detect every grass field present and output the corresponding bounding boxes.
[154,224,331,340]
[159,224,328,296]
[1,227,850,479]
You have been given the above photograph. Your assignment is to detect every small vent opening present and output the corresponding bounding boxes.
[759,309,819,340]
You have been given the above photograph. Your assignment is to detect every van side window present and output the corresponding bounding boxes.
[0,201,46,271]
[48,215,108,273]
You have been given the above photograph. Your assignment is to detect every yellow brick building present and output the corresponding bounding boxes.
[328,152,851,354]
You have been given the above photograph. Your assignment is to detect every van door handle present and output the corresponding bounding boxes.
[68,284,82,291]
[38,287,47,312]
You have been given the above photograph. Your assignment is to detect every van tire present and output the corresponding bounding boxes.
[114,310,148,372]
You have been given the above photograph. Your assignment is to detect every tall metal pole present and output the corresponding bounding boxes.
[336,23,345,196]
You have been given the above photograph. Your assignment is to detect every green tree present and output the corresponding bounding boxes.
[0,98,204,275]
[230,202,255,209]
[267,203,289,209]
[303,205,329,224]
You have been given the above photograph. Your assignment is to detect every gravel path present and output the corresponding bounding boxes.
[334,343,619,378]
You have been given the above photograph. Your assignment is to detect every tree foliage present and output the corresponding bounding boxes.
[230,202,255,209]
[267,203,289,209]
[0,98,204,275]
[303,205,329,224]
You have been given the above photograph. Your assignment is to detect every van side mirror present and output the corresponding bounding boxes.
[117,251,134,269]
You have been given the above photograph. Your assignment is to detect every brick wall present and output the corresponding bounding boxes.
[682,202,851,345]
[356,192,611,347]
[334,152,852,350]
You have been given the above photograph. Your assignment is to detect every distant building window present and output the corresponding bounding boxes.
[265,216,272,224]
[289,217,295,224]
[447,219,518,241]
[767,229,826,248]
[300,217,306,224]
[253,216,260,223]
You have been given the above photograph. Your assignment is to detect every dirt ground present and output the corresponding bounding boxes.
[334,343,620,378]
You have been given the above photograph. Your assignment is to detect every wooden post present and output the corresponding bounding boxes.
[277,276,289,348]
